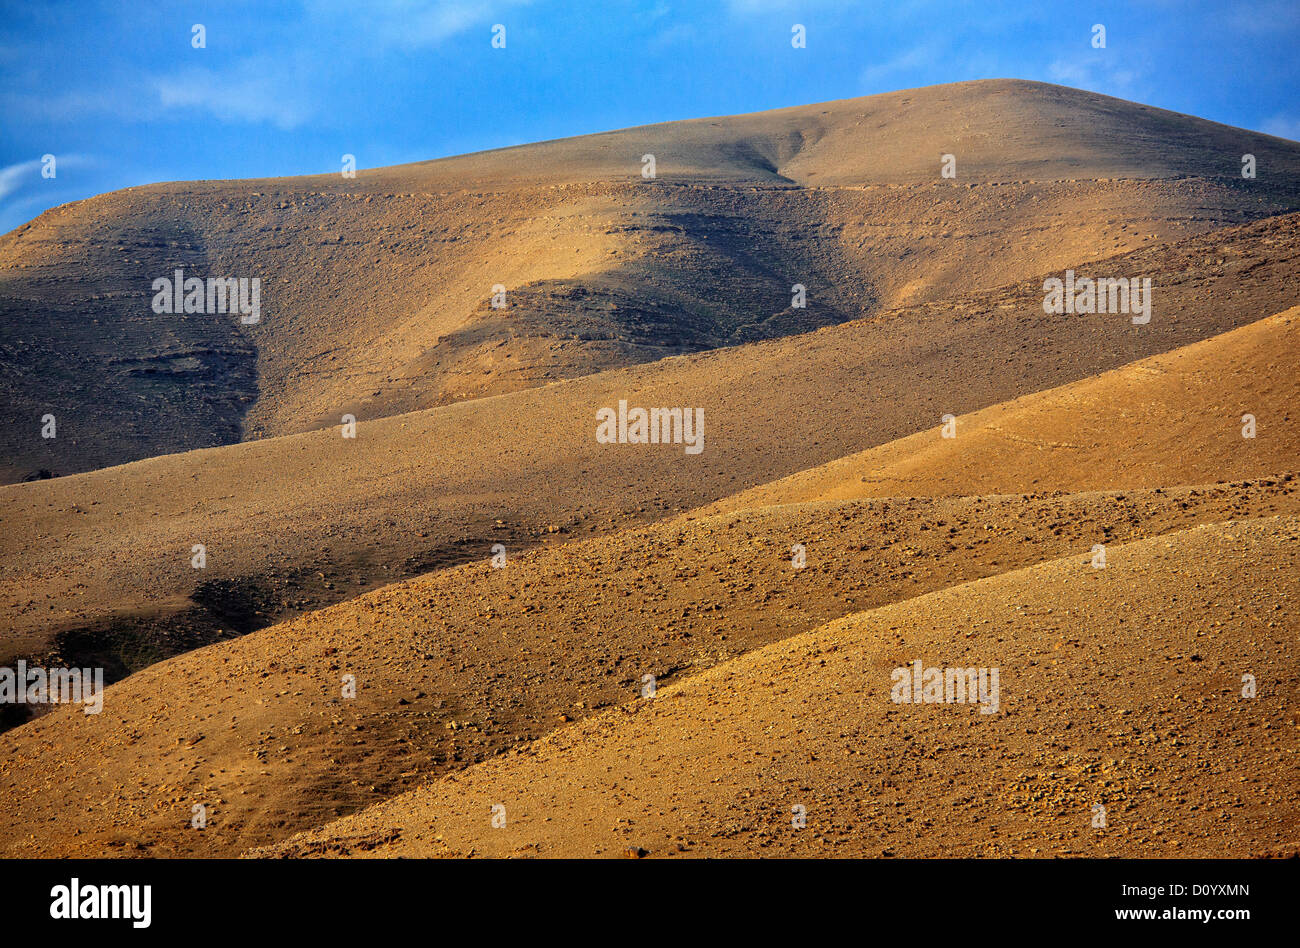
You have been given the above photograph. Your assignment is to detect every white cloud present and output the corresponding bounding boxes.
[0,159,41,203]
[4,2,538,130]
[150,1,539,127]
[305,0,534,50]
[726,0,857,12]
[859,41,946,87]
[0,154,91,204]
[648,21,700,51]
[1261,115,1300,141]
[154,56,317,129]
[0,87,149,123]
[1046,56,1146,97]
[1220,0,1300,35]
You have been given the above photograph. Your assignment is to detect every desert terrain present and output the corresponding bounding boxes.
[0,79,1296,859]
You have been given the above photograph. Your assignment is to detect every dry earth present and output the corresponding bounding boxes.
[712,306,1300,510]
[4,79,1299,482]
[256,518,1300,859]
[0,80,1297,860]
[3,212,1299,681]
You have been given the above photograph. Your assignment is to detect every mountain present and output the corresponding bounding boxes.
[3,79,1298,482]
[256,517,1300,859]
[1,80,1297,860]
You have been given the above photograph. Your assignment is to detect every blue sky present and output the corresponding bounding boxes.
[2,0,1298,234]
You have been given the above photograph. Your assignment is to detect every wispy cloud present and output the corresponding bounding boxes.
[648,21,699,51]
[148,1,539,128]
[0,154,91,204]
[859,40,946,87]
[1219,0,1300,35]
[725,0,857,13]
[154,56,318,129]
[1261,114,1300,140]
[1046,54,1147,97]
[0,158,41,203]
[726,0,803,12]
[4,2,539,130]
[0,86,149,123]
[304,0,534,50]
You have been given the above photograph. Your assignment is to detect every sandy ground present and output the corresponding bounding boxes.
[3,212,1298,675]
[712,307,1300,510]
[0,80,1296,860]
[4,79,1299,482]
[255,517,1300,859]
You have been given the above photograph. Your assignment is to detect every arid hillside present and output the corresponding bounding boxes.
[0,283,1295,852]
[257,516,1300,859]
[712,306,1300,511]
[2,212,1297,683]
[2,477,1293,857]
[0,80,1297,862]
[3,79,1299,482]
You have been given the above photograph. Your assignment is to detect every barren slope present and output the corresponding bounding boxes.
[1,476,1294,855]
[4,273,1297,850]
[2,212,1297,679]
[258,517,1300,859]
[713,306,1300,512]
[4,79,1299,480]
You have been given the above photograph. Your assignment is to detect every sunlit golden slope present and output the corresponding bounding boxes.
[4,292,1296,852]
[712,306,1300,512]
[3,79,1298,481]
[2,212,1297,676]
[256,517,1300,859]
